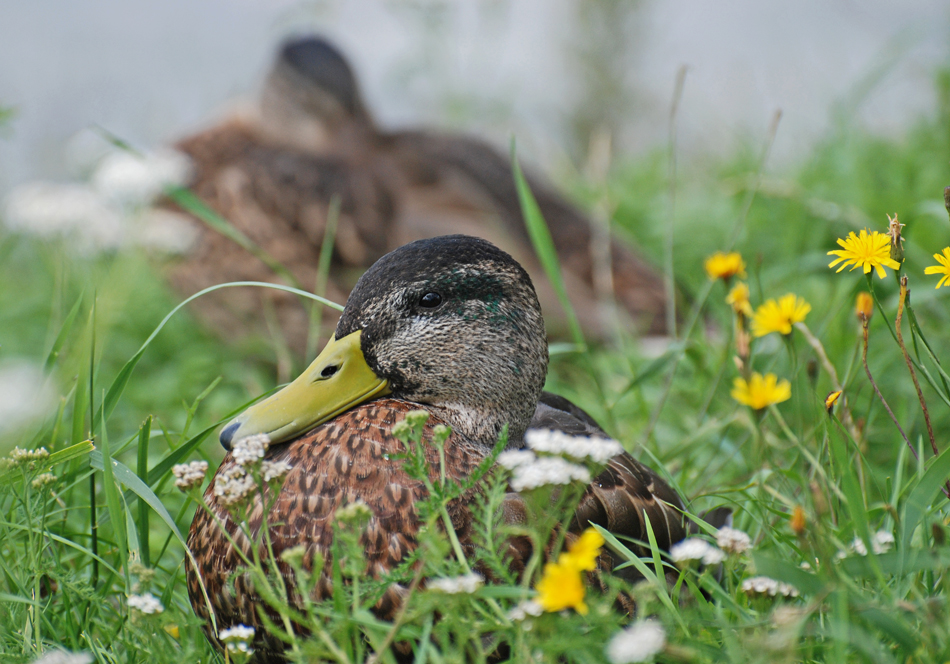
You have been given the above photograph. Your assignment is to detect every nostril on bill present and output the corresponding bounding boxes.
[220,421,241,450]
[320,365,339,378]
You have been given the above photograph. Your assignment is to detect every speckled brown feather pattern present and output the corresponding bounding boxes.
[187,399,686,657]
[187,398,486,655]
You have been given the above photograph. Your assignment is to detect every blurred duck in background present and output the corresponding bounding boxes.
[166,36,670,358]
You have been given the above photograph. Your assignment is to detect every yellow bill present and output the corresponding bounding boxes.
[219,331,390,448]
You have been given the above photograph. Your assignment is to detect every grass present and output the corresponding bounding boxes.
[2,70,950,663]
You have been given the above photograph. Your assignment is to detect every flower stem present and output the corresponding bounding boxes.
[859,311,916,462]
[895,278,950,498]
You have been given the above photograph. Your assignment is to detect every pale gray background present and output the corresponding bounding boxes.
[1,0,947,190]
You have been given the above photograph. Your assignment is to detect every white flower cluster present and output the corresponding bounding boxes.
[220,624,255,654]
[741,576,799,598]
[29,650,93,664]
[716,527,752,555]
[524,429,623,464]
[10,446,50,464]
[1,148,194,254]
[92,149,191,207]
[261,459,292,482]
[606,620,667,663]
[838,530,895,558]
[428,573,484,594]
[173,460,208,491]
[213,466,257,507]
[508,455,591,492]
[669,538,726,566]
[232,434,271,467]
[127,592,164,614]
[507,599,543,622]
[31,473,57,489]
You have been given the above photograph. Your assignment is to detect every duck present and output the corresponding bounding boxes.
[185,235,685,660]
[166,36,670,359]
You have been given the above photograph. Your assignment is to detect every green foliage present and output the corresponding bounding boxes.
[2,71,950,663]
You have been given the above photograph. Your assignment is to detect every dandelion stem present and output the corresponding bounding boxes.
[894,278,950,498]
[860,312,916,462]
[794,322,859,440]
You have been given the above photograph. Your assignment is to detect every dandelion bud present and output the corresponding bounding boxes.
[886,213,905,264]
[855,292,873,322]
[790,505,806,535]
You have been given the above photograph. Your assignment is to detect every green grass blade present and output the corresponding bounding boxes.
[94,280,343,433]
[511,141,586,350]
[44,293,84,372]
[136,416,152,567]
[98,407,129,588]
[900,443,950,554]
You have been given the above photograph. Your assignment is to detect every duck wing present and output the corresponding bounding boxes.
[528,392,687,555]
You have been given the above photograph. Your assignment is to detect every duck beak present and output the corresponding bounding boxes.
[219,331,390,449]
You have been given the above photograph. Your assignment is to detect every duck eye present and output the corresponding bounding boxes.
[419,292,443,308]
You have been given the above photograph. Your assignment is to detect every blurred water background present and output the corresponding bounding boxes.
[1,0,948,192]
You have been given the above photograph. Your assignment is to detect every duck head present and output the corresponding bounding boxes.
[259,36,374,150]
[220,235,549,450]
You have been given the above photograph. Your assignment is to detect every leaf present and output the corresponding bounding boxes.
[94,280,343,434]
[0,440,95,485]
[98,414,128,583]
[44,294,84,372]
[900,443,950,556]
[511,141,585,351]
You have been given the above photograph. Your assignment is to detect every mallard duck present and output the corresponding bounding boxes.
[166,37,670,357]
[186,235,684,659]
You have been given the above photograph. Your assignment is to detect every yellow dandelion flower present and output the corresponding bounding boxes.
[562,528,605,572]
[726,282,753,316]
[536,559,588,614]
[731,372,792,410]
[705,251,746,280]
[825,390,842,415]
[750,294,811,337]
[924,247,950,289]
[828,229,901,279]
[854,292,873,320]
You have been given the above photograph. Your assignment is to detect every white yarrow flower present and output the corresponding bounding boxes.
[669,538,726,566]
[716,527,752,554]
[428,573,484,594]
[231,434,270,467]
[92,149,192,206]
[741,576,799,598]
[127,592,164,614]
[220,624,255,654]
[525,429,623,464]
[507,599,543,621]
[214,467,256,506]
[261,459,292,482]
[606,620,667,663]
[2,182,124,252]
[29,650,93,664]
[496,449,536,469]
[31,473,57,489]
[173,460,208,491]
[842,530,895,558]
[510,456,591,492]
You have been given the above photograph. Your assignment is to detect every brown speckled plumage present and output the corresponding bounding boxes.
[186,235,686,660]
